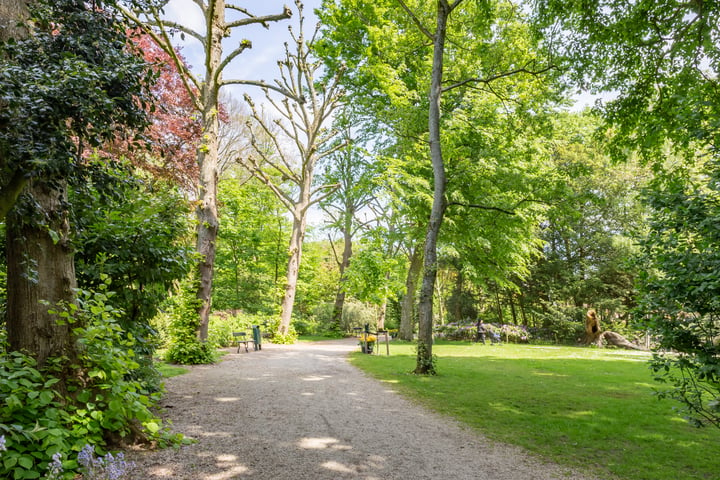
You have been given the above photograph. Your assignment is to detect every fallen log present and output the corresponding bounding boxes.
[598,330,646,351]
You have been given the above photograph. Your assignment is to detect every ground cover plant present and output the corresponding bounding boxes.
[351,342,720,480]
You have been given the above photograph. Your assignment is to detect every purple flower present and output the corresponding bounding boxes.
[45,452,64,480]
[0,435,6,452]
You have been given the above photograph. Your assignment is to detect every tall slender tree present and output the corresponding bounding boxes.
[319,0,559,372]
[320,121,378,333]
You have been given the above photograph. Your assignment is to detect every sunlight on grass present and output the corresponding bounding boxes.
[350,342,720,480]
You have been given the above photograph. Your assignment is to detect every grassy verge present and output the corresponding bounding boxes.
[156,362,189,378]
[351,342,720,480]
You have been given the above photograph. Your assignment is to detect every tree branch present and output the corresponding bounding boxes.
[226,5,292,29]
[0,169,28,220]
[447,201,516,215]
[394,0,434,41]
[224,79,305,104]
[443,65,557,93]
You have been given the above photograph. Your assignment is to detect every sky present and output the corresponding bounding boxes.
[163,0,323,104]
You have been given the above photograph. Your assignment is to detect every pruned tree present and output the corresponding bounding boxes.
[120,0,293,341]
[240,1,344,336]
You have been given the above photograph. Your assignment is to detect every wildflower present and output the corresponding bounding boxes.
[0,435,6,452]
[45,452,64,480]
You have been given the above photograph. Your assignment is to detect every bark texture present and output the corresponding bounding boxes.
[194,0,224,341]
[330,225,353,332]
[416,0,454,374]
[400,243,422,341]
[6,180,77,366]
[279,206,308,335]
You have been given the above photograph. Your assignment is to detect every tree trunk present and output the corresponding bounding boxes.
[378,297,387,330]
[400,242,423,341]
[330,219,353,333]
[6,180,77,367]
[194,0,224,341]
[0,0,28,41]
[416,1,453,375]
[0,0,30,219]
[598,331,646,350]
[278,206,308,335]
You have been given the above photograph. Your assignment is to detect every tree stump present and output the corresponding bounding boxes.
[584,308,646,350]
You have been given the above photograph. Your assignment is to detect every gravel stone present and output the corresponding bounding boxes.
[130,339,599,480]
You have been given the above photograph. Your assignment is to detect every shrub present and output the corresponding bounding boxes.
[160,275,215,365]
[435,322,531,343]
[0,283,177,479]
[207,311,265,348]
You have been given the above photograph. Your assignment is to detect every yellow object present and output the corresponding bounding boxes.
[358,334,377,343]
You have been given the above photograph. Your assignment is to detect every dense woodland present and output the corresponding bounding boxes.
[1,0,720,477]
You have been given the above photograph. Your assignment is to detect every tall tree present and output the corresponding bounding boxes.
[240,2,344,336]
[1,0,155,366]
[320,120,379,333]
[320,0,558,373]
[120,0,292,341]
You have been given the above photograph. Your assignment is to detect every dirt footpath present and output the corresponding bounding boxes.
[130,339,598,480]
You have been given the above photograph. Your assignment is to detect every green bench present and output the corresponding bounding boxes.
[232,331,254,353]
[232,326,262,353]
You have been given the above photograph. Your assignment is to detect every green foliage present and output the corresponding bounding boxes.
[635,159,720,427]
[72,166,195,391]
[161,276,216,365]
[293,239,340,319]
[214,177,289,313]
[0,0,155,214]
[259,316,298,344]
[312,300,379,334]
[207,312,268,348]
[0,350,69,479]
[0,282,176,479]
[343,236,403,306]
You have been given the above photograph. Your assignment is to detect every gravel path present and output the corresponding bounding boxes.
[130,339,598,480]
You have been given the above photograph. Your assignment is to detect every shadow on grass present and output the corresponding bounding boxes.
[352,348,720,480]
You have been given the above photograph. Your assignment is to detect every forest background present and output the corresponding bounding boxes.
[1,0,720,478]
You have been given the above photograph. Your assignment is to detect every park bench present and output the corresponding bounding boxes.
[232,331,254,353]
[232,326,263,353]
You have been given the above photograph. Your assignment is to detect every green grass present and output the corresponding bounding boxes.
[351,342,720,480]
[297,334,344,342]
[155,362,189,378]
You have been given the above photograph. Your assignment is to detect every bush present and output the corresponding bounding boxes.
[159,275,215,365]
[207,311,266,347]
[434,322,531,343]
[0,284,177,479]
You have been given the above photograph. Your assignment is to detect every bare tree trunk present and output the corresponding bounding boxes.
[278,207,308,335]
[330,219,353,332]
[400,242,423,341]
[7,180,77,367]
[0,0,28,41]
[416,0,454,375]
[194,0,223,341]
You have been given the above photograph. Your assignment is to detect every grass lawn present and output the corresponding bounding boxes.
[155,362,189,378]
[351,341,720,480]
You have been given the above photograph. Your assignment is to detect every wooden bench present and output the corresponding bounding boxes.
[232,332,254,353]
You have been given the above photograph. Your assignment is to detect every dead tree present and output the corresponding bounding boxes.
[585,308,646,350]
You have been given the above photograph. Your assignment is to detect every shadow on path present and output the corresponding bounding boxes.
[131,339,596,480]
